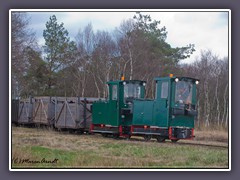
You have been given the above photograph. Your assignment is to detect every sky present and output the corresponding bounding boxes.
[26,10,229,64]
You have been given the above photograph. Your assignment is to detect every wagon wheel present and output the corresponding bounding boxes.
[144,135,151,141]
[171,139,179,143]
[156,136,166,143]
[69,129,76,134]
[77,130,84,135]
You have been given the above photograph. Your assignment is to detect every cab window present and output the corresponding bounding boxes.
[112,85,118,100]
[124,83,141,103]
[124,83,141,98]
[161,82,168,98]
[175,81,193,104]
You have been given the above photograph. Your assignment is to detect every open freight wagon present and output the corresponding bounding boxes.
[11,96,101,133]
[54,97,95,133]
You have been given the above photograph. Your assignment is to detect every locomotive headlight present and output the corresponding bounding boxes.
[123,81,126,85]
[143,82,146,86]
[195,80,199,85]
[175,78,179,82]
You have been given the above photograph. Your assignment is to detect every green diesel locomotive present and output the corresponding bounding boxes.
[91,75,199,142]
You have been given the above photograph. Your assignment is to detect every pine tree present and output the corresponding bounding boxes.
[133,12,195,75]
[43,15,77,93]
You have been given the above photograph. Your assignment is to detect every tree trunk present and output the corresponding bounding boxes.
[222,83,228,127]
[197,99,201,128]
[126,39,133,80]
[91,73,101,98]
[215,77,220,126]
[204,80,210,127]
[225,103,228,128]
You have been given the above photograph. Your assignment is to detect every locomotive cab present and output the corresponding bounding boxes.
[131,75,199,142]
[91,79,146,137]
[154,76,199,141]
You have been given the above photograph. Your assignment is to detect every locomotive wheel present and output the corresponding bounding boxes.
[113,133,120,139]
[171,139,179,143]
[156,136,165,143]
[126,135,131,140]
[102,133,108,137]
[144,135,151,141]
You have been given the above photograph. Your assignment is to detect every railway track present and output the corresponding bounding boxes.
[171,141,228,149]
[115,136,228,149]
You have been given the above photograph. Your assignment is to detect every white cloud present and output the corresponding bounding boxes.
[137,11,229,63]
[27,10,229,64]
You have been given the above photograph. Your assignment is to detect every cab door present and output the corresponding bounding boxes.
[153,80,170,127]
[108,84,119,126]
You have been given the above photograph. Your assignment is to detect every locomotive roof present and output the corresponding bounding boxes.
[107,80,146,84]
[154,76,200,81]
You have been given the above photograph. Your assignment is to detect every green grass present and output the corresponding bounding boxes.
[100,142,228,168]
[11,127,228,169]
[12,143,228,168]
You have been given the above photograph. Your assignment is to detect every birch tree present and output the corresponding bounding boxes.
[74,23,95,97]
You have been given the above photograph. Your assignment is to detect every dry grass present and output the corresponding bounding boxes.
[194,130,228,142]
[11,127,229,169]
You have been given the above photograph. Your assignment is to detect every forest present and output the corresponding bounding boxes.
[11,12,229,130]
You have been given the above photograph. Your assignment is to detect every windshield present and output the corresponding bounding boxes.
[175,81,193,104]
[124,83,141,103]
